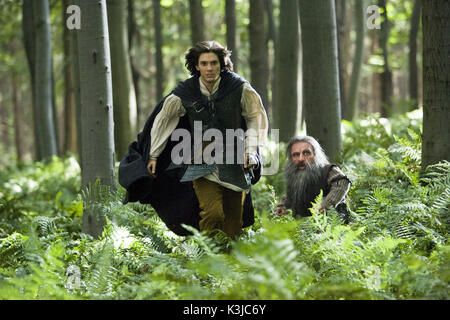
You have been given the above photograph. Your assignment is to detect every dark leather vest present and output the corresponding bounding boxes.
[179,83,249,189]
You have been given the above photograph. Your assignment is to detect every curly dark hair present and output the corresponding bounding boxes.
[185,40,234,76]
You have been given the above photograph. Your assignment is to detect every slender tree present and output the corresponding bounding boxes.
[33,0,58,160]
[335,0,347,118]
[77,0,116,237]
[225,0,238,72]
[345,0,365,120]
[153,0,164,101]
[379,0,392,116]
[265,0,277,123]
[249,0,269,109]
[22,0,41,160]
[421,0,450,170]
[12,71,25,162]
[298,0,342,161]
[107,0,137,160]
[189,0,204,45]
[70,1,83,167]
[0,80,10,154]
[275,0,299,142]
[128,0,142,126]
[409,0,421,109]
[63,0,77,155]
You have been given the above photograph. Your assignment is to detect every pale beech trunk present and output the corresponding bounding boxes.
[77,0,116,237]
[298,0,342,161]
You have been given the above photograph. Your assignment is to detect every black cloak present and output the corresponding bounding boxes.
[118,71,261,236]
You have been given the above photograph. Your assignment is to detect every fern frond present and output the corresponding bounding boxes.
[31,216,57,237]
[84,242,118,298]
[140,227,171,254]
[180,224,223,256]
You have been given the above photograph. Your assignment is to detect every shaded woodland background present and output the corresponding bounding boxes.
[0,0,449,233]
[0,0,440,166]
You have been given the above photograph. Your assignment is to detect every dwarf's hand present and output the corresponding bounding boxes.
[275,205,286,216]
[318,204,325,213]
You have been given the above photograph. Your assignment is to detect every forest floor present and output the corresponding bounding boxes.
[0,109,448,300]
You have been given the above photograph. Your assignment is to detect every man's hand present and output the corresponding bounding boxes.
[275,204,286,216]
[244,153,257,169]
[147,159,157,177]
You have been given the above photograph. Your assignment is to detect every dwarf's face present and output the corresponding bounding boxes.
[290,141,315,170]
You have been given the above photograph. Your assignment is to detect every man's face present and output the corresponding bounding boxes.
[196,52,221,84]
[290,141,315,170]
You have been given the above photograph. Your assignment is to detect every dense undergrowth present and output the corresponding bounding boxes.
[0,109,448,299]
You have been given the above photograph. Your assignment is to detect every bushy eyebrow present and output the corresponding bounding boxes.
[291,149,312,156]
[199,59,219,65]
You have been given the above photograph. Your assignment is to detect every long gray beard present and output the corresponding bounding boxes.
[284,160,322,215]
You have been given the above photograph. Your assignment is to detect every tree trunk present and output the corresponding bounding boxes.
[335,0,347,119]
[0,79,11,156]
[153,0,164,101]
[22,0,41,160]
[70,4,83,167]
[128,0,142,127]
[51,59,61,157]
[345,0,365,120]
[409,0,421,110]
[249,0,269,109]
[275,0,299,143]
[77,0,116,238]
[421,0,450,170]
[63,0,78,155]
[107,0,137,160]
[379,0,392,117]
[298,0,342,161]
[225,0,238,72]
[265,0,277,123]
[33,0,58,160]
[189,0,204,45]
[12,72,25,163]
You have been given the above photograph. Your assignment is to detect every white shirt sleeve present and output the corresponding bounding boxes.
[149,94,186,159]
[240,83,269,157]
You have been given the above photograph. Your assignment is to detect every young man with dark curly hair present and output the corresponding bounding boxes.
[140,41,268,238]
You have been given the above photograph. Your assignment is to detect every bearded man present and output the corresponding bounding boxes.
[275,135,352,222]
